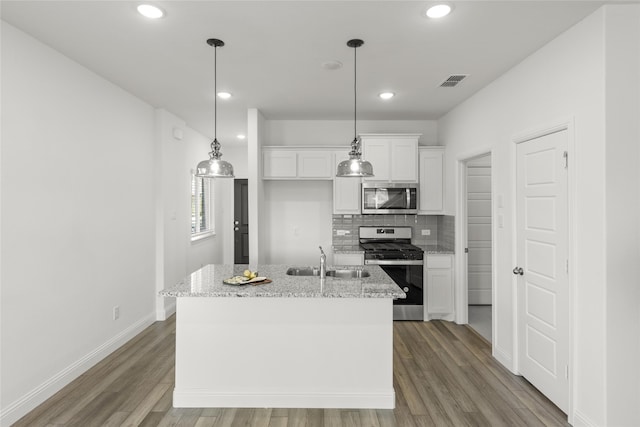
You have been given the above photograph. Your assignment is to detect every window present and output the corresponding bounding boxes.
[191,174,214,240]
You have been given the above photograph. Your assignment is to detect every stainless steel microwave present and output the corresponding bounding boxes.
[361,183,418,214]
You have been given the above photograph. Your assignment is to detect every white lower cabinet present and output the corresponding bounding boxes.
[333,253,364,266]
[424,254,455,320]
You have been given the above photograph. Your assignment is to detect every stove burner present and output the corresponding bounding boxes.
[360,242,422,253]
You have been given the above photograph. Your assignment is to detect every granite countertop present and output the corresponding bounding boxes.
[415,244,455,254]
[160,264,406,299]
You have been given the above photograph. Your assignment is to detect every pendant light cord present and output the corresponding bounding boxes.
[214,43,217,142]
[208,39,223,159]
[353,44,357,143]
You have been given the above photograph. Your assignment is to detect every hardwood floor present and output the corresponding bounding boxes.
[14,316,569,427]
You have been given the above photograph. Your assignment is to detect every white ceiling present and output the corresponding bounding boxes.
[1,1,611,144]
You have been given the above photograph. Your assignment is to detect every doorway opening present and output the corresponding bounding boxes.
[465,154,493,342]
[234,179,249,264]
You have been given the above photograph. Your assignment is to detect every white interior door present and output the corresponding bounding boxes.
[467,155,492,305]
[516,129,569,413]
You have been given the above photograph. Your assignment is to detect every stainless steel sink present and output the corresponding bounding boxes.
[286,267,320,276]
[285,267,370,279]
[326,269,370,279]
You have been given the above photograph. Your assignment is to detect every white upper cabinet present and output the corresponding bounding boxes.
[361,139,391,181]
[263,150,297,179]
[418,147,445,214]
[263,147,333,180]
[297,151,332,178]
[360,134,419,183]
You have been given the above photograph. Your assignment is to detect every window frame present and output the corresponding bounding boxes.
[190,171,215,242]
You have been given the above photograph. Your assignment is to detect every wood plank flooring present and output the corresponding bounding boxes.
[14,316,569,426]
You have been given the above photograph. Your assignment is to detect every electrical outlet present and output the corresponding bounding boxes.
[421,229,431,236]
[113,306,120,320]
[336,230,350,236]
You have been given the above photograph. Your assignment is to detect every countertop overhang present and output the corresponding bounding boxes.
[160,264,406,299]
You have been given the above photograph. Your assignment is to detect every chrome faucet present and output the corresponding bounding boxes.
[319,246,326,279]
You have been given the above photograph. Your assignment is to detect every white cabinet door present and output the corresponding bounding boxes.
[263,151,297,178]
[361,135,419,183]
[333,177,361,214]
[361,139,391,182]
[298,151,332,178]
[425,255,454,318]
[419,148,444,213]
[426,268,453,314]
[390,139,418,182]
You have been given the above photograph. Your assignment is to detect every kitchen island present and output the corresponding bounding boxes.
[160,264,404,409]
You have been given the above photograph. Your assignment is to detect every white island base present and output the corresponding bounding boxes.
[174,297,395,409]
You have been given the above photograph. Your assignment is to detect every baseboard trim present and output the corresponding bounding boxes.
[156,300,176,321]
[0,312,155,427]
[493,345,517,374]
[572,409,597,427]
[173,389,396,409]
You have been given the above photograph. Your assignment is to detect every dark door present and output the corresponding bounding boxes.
[234,179,249,264]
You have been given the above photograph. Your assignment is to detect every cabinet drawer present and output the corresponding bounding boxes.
[426,255,452,269]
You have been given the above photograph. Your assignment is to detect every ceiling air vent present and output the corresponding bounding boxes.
[439,74,468,87]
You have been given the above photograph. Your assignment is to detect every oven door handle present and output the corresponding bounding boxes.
[365,260,424,266]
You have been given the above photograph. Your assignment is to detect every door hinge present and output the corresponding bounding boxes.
[565,259,569,274]
[563,151,568,169]
[565,365,569,380]
[465,247,469,253]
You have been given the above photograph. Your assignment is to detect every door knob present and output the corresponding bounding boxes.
[234,220,239,225]
[234,227,239,231]
[513,267,524,275]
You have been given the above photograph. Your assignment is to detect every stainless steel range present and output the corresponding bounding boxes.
[359,226,424,321]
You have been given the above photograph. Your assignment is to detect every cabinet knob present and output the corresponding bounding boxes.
[513,267,524,276]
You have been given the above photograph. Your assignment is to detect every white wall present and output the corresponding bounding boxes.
[265,119,438,146]
[438,5,640,426]
[248,109,267,265]
[221,144,249,179]
[262,181,333,266]
[154,110,228,319]
[1,22,156,425]
[603,6,640,427]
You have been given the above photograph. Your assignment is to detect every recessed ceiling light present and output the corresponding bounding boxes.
[426,4,452,19]
[217,92,232,99]
[237,134,246,140]
[379,92,395,100]
[322,60,343,71]
[137,4,164,19]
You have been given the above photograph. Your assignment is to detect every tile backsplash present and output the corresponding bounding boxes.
[332,214,454,249]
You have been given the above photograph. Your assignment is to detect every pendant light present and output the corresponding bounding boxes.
[196,38,234,178]
[336,39,374,178]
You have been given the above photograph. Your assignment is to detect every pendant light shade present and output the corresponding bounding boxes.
[336,39,373,178]
[195,38,234,178]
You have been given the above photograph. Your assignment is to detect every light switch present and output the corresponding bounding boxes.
[421,229,431,236]
[498,214,504,228]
